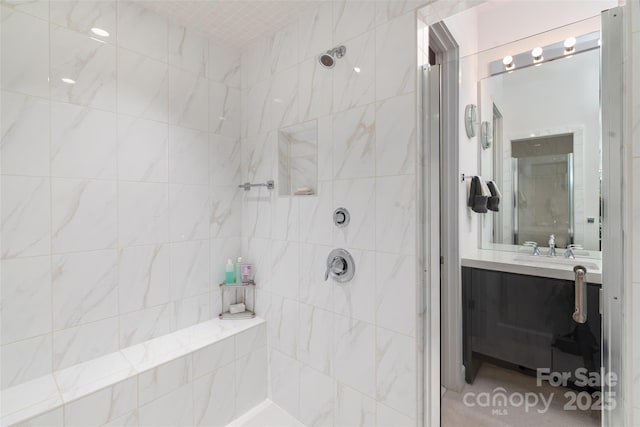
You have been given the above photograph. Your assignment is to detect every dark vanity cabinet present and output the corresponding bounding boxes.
[462,267,601,385]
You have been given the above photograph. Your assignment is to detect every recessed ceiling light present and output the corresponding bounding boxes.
[91,27,109,37]
[61,77,76,84]
[353,67,361,73]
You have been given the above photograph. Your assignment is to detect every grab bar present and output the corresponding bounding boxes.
[238,180,274,191]
[572,265,587,324]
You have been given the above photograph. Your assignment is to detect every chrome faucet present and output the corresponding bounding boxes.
[523,241,540,256]
[564,244,583,259]
[547,234,557,257]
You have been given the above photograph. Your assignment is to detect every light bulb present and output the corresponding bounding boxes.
[502,55,514,70]
[531,47,543,63]
[564,37,576,54]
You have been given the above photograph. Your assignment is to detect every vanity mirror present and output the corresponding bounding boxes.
[479,29,602,253]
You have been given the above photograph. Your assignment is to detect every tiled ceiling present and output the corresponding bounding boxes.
[137,0,322,50]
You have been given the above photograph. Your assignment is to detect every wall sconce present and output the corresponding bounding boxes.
[480,121,492,150]
[464,104,477,138]
[531,47,543,63]
[564,37,576,54]
[502,55,514,71]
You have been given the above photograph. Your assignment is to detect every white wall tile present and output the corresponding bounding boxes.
[270,240,300,299]
[118,244,171,314]
[1,334,51,388]
[51,179,117,253]
[50,0,116,35]
[193,362,236,426]
[332,31,375,113]
[236,323,267,359]
[375,175,416,255]
[333,315,375,397]
[53,316,119,370]
[235,346,268,416]
[172,293,210,330]
[299,243,334,311]
[15,406,64,427]
[208,41,241,87]
[50,25,117,111]
[299,365,335,427]
[139,355,192,406]
[169,23,208,76]
[269,22,299,75]
[299,58,333,122]
[269,349,301,419]
[170,240,210,300]
[1,91,49,176]
[138,383,193,427]
[169,67,209,131]
[375,0,424,24]
[117,115,169,183]
[298,304,333,375]
[120,304,172,348]
[52,250,118,330]
[333,178,376,250]
[1,176,50,259]
[634,158,640,283]
[375,93,416,176]
[332,1,375,45]
[169,126,209,185]
[210,81,241,138]
[269,295,299,358]
[210,134,241,186]
[64,377,137,427]
[51,102,117,179]
[0,7,49,98]
[298,2,333,62]
[192,336,235,379]
[333,249,376,324]
[299,181,333,245]
[375,253,416,337]
[375,13,416,101]
[118,1,168,62]
[375,328,416,418]
[210,237,242,286]
[210,186,242,238]
[118,49,168,123]
[119,182,169,246]
[333,104,375,179]
[334,382,376,427]
[1,0,48,20]
[376,401,415,427]
[1,256,51,344]
[169,184,210,241]
[271,67,300,130]
[271,196,300,241]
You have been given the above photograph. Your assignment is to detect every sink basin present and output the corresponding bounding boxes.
[513,255,600,271]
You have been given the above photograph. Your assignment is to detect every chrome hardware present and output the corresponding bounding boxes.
[547,234,557,257]
[238,180,274,191]
[523,241,540,256]
[572,265,587,323]
[333,207,350,228]
[324,248,355,283]
[564,244,584,259]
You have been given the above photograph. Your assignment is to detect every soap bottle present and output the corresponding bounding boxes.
[235,257,242,284]
[225,259,235,284]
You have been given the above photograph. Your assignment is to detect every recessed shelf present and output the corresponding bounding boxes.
[278,120,318,197]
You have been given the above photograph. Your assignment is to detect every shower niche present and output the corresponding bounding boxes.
[278,120,318,196]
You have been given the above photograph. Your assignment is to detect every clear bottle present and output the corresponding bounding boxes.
[235,257,242,284]
[225,259,235,284]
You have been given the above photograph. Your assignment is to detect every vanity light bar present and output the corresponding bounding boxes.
[489,31,600,76]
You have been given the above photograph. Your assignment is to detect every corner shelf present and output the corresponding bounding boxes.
[218,280,256,320]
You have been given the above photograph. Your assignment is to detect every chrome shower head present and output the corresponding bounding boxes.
[319,45,346,69]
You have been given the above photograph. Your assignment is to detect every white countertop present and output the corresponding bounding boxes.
[461,249,602,285]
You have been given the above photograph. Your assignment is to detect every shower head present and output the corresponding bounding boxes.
[319,45,346,69]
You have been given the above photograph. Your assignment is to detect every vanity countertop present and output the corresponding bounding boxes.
[461,249,602,285]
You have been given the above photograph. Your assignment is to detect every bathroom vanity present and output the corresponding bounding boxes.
[462,251,602,387]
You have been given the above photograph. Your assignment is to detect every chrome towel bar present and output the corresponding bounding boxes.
[238,180,274,191]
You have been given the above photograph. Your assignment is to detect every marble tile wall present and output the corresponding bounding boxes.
[240,1,421,425]
[0,0,242,389]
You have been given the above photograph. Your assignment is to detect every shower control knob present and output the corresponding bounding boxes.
[333,207,350,228]
[324,248,355,283]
